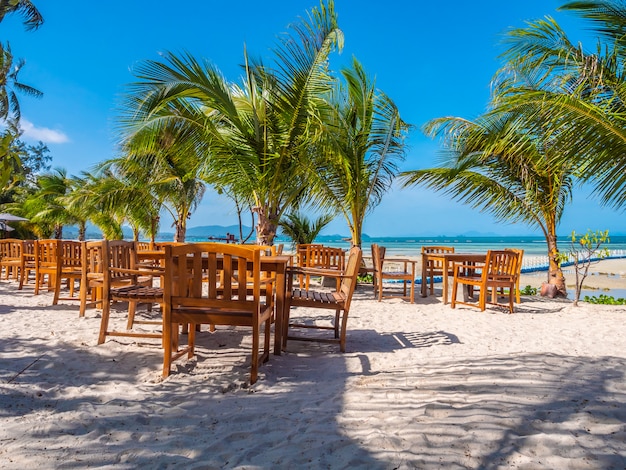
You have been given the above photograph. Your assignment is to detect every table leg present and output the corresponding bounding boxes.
[421,254,427,297]
[443,259,451,304]
[273,267,285,355]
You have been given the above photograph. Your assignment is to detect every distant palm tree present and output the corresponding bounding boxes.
[117,123,206,242]
[312,58,409,248]
[279,211,334,248]
[24,168,85,239]
[401,107,575,296]
[118,1,343,245]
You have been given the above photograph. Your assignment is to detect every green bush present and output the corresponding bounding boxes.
[583,294,626,305]
[520,285,538,296]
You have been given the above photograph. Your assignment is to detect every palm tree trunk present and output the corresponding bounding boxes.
[546,232,567,297]
[78,222,86,241]
[253,205,277,246]
[174,220,186,243]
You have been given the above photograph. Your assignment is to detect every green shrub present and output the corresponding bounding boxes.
[583,294,626,305]
[520,285,538,296]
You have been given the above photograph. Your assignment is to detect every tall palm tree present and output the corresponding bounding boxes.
[311,58,409,247]
[118,0,343,245]
[401,107,576,296]
[494,1,626,210]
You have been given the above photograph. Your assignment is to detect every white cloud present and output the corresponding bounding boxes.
[19,119,70,144]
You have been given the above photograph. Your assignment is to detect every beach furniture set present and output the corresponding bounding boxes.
[421,247,524,313]
[0,238,363,385]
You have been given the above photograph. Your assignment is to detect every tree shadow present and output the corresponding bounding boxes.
[1,282,625,468]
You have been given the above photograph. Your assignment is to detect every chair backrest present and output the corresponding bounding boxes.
[308,245,345,271]
[101,240,139,287]
[136,241,152,251]
[81,240,104,277]
[164,242,262,320]
[59,240,82,270]
[486,250,520,279]
[0,238,22,261]
[296,243,323,267]
[34,239,61,270]
[371,244,386,271]
[339,247,362,311]
[421,245,454,269]
[505,248,524,274]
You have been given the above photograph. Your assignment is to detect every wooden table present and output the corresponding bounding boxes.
[138,249,291,355]
[421,252,487,304]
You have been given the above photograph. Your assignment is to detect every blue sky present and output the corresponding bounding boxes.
[3,1,624,236]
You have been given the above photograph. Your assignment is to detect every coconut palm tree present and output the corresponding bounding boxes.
[401,106,576,296]
[494,1,626,210]
[279,211,334,249]
[311,58,409,248]
[23,168,85,239]
[118,0,343,245]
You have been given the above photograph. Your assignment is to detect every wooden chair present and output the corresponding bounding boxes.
[371,243,416,303]
[52,240,83,305]
[97,240,163,345]
[421,246,455,296]
[18,240,35,290]
[0,238,22,280]
[301,245,345,290]
[33,239,61,295]
[285,246,362,352]
[505,248,524,303]
[161,243,274,384]
[451,249,520,313]
[79,241,105,316]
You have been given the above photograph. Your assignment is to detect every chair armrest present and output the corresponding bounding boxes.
[287,266,347,279]
[109,267,164,276]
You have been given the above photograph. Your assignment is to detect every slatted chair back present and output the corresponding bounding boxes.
[162,242,273,384]
[0,238,22,280]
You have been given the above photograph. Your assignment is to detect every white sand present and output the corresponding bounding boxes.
[0,259,625,469]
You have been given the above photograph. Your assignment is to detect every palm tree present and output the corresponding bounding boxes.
[278,211,334,249]
[116,122,206,242]
[23,168,85,239]
[401,107,576,296]
[311,58,409,247]
[118,1,343,245]
[493,1,626,210]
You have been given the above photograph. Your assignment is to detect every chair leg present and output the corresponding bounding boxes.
[451,278,458,308]
[339,309,348,353]
[334,308,341,338]
[98,300,111,344]
[250,322,259,384]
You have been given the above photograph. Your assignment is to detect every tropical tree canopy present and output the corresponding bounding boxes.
[310,57,410,247]
[494,0,626,210]
[117,0,343,245]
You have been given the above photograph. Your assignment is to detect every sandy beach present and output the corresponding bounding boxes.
[0,258,625,469]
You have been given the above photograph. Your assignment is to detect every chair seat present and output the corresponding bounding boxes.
[291,288,345,305]
[111,285,163,301]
